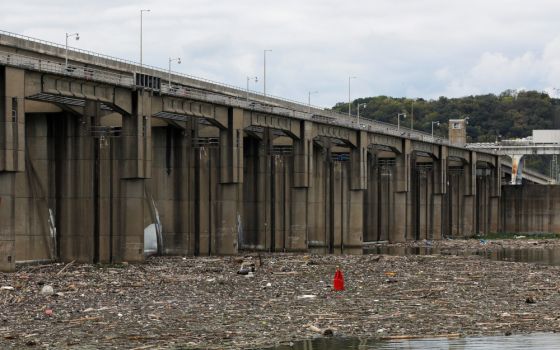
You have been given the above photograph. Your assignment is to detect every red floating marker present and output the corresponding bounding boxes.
[333,267,345,291]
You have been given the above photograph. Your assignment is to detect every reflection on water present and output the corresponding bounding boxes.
[364,245,560,266]
[271,333,560,350]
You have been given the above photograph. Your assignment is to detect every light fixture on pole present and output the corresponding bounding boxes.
[348,76,357,117]
[65,32,79,69]
[263,49,272,97]
[397,113,406,131]
[431,121,440,138]
[168,57,181,87]
[140,9,150,67]
[308,90,318,113]
[246,76,258,103]
[357,103,367,127]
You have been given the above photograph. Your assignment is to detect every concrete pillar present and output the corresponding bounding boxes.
[364,152,378,242]
[114,91,152,262]
[391,139,412,242]
[215,107,243,255]
[58,108,95,263]
[97,123,113,263]
[309,143,328,250]
[462,151,477,236]
[0,173,16,271]
[290,121,313,251]
[332,160,345,252]
[0,67,25,271]
[0,67,25,172]
[346,130,367,249]
[258,129,272,250]
[431,146,447,240]
[195,146,216,256]
[150,123,193,256]
[489,156,501,233]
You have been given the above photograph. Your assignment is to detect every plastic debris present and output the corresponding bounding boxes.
[40,285,54,296]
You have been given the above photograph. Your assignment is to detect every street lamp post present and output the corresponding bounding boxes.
[140,9,150,67]
[246,76,258,102]
[168,57,181,87]
[431,121,440,138]
[65,32,79,69]
[397,113,406,131]
[308,90,318,113]
[348,76,357,117]
[357,103,367,127]
[411,100,415,130]
[263,49,272,97]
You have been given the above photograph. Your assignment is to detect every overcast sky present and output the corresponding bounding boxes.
[2,0,560,107]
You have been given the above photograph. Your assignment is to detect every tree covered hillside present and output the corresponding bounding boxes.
[332,90,560,175]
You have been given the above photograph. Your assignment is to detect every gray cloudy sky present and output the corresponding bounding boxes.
[2,0,560,107]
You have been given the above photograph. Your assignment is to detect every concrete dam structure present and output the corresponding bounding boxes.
[0,31,505,271]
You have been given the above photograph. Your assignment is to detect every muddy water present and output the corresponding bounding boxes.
[270,333,560,349]
[364,245,560,265]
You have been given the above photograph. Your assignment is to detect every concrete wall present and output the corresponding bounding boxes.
[501,185,560,233]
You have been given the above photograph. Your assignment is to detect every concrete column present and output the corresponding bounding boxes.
[114,91,152,262]
[346,130,367,249]
[258,129,272,250]
[489,156,501,233]
[364,152,378,242]
[115,179,145,262]
[290,121,313,251]
[0,173,16,271]
[58,108,95,263]
[431,146,447,240]
[332,160,344,251]
[122,90,151,179]
[150,123,193,256]
[462,151,477,236]
[0,67,25,172]
[215,107,244,255]
[391,139,412,242]
[0,67,25,271]
[379,163,392,241]
[182,120,196,255]
[309,143,328,250]
[195,146,216,256]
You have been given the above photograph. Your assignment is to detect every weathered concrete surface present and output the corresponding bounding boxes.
[501,184,560,233]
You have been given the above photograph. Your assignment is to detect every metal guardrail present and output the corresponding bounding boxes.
[0,51,134,87]
[467,142,560,156]
[0,29,450,145]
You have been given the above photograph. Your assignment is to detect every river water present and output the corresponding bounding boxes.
[270,333,560,349]
[364,245,560,265]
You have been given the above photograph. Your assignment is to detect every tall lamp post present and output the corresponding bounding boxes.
[348,76,357,117]
[168,57,181,87]
[308,90,318,113]
[263,49,272,97]
[65,32,79,69]
[357,103,367,127]
[397,113,406,131]
[246,76,258,102]
[431,121,440,138]
[411,99,415,130]
[140,9,150,67]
